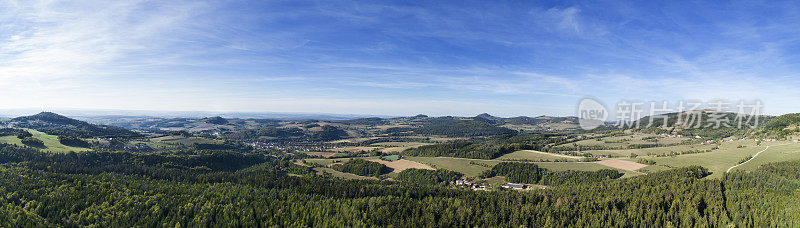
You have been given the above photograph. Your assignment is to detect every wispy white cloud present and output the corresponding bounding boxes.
[2,0,800,117]
[0,1,208,84]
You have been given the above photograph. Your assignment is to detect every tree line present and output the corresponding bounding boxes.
[331,159,391,177]
[481,162,623,186]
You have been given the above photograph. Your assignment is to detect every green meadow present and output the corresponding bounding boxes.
[0,129,92,153]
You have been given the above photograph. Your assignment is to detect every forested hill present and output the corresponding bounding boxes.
[4,112,140,138]
[629,110,774,139]
[752,113,800,138]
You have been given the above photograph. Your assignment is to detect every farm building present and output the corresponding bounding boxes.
[502,183,526,190]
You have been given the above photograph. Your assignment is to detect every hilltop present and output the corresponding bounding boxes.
[628,110,774,139]
[3,112,140,138]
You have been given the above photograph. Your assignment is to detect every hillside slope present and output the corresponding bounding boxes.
[5,112,139,138]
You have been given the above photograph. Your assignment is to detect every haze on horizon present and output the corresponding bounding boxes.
[3,0,800,117]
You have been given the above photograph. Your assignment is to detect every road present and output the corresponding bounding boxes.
[726,146,770,173]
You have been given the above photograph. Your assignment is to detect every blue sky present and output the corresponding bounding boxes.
[2,0,800,117]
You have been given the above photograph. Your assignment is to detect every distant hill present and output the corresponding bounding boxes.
[503,116,579,125]
[475,113,495,118]
[75,115,285,134]
[201,116,229,125]
[5,112,140,138]
[752,113,800,138]
[336,117,388,126]
[632,110,771,128]
[631,110,773,138]
[763,113,800,130]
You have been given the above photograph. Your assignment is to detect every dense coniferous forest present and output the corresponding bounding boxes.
[0,128,26,137]
[401,133,571,159]
[19,137,44,148]
[482,162,623,185]
[223,125,349,142]
[402,141,520,159]
[0,140,797,226]
[331,159,391,177]
[0,112,799,226]
[414,119,516,137]
[396,168,462,186]
[57,135,91,148]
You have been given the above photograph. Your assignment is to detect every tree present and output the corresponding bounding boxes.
[16,131,32,139]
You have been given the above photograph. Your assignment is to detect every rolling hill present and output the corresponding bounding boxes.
[3,112,140,138]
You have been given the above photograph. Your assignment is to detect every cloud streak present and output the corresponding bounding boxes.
[2,1,800,116]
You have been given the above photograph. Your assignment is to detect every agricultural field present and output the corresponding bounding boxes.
[304,152,340,158]
[541,162,643,177]
[498,150,581,161]
[624,139,770,178]
[635,165,671,174]
[404,156,641,178]
[727,141,800,172]
[404,156,499,177]
[372,141,433,154]
[304,158,341,166]
[582,143,716,157]
[0,129,91,153]
[571,133,689,147]
[595,159,647,171]
[366,158,434,173]
[330,146,381,153]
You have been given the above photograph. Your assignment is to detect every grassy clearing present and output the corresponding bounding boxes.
[376,142,432,154]
[405,157,497,177]
[304,158,339,166]
[595,159,647,171]
[636,165,671,174]
[627,140,766,178]
[583,144,716,157]
[330,146,380,153]
[482,176,506,188]
[0,129,91,153]
[730,142,800,171]
[498,150,580,161]
[572,133,687,148]
[405,156,641,178]
[367,159,434,173]
[304,156,383,167]
[380,147,411,153]
[536,162,642,177]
